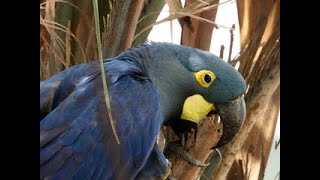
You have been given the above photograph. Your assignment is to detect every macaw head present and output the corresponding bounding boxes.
[122,42,246,147]
[168,44,246,147]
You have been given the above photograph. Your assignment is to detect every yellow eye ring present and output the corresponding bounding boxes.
[193,70,216,88]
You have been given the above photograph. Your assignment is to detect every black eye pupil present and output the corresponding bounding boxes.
[204,74,212,83]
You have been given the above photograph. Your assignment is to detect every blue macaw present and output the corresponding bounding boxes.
[40,42,246,179]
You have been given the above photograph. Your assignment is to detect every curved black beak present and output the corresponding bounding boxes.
[215,95,246,148]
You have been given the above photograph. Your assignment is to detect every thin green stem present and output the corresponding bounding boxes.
[93,0,120,144]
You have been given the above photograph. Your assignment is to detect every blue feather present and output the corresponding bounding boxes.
[40,58,166,179]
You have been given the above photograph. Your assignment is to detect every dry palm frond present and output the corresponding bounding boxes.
[137,11,168,24]
[40,0,80,9]
[166,0,183,12]
[41,16,69,67]
[41,18,78,67]
[40,0,86,67]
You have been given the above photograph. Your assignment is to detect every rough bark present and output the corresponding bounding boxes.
[166,115,222,180]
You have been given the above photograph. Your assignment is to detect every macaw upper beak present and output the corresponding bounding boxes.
[215,95,246,147]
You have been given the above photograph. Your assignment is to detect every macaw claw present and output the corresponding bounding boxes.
[165,141,209,167]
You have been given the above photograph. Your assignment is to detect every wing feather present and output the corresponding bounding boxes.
[40,60,164,180]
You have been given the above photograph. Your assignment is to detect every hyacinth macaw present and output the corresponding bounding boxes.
[40,42,246,179]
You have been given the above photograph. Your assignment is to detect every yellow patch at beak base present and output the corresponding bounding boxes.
[181,94,215,124]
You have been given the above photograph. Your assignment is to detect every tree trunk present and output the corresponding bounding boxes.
[69,0,96,64]
[180,0,219,51]
[236,0,275,50]
[132,0,166,47]
[213,0,280,179]
[226,87,279,180]
[213,51,280,180]
[166,116,222,180]
[104,0,145,58]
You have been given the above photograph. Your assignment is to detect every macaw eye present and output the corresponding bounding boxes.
[204,74,212,84]
[193,70,216,88]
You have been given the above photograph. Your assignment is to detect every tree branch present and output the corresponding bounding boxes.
[132,0,165,47]
[105,0,145,58]
[219,45,224,59]
[227,24,235,63]
[167,115,222,179]
[180,0,219,50]
[212,60,280,180]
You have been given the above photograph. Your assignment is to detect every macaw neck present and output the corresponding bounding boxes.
[156,81,189,123]
[149,66,195,123]
[116,44,196,123]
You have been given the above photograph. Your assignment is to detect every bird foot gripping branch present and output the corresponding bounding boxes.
[163,112,223,170]
[165,141,210,167]
[164,91,245,170]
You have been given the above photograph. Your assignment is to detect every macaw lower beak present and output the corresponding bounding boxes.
[215,95,246,147]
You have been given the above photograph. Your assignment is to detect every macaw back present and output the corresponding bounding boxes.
[40,59,165,179]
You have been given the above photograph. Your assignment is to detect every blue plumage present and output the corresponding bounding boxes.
[40,57,165,179]
[136,144,170,179]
